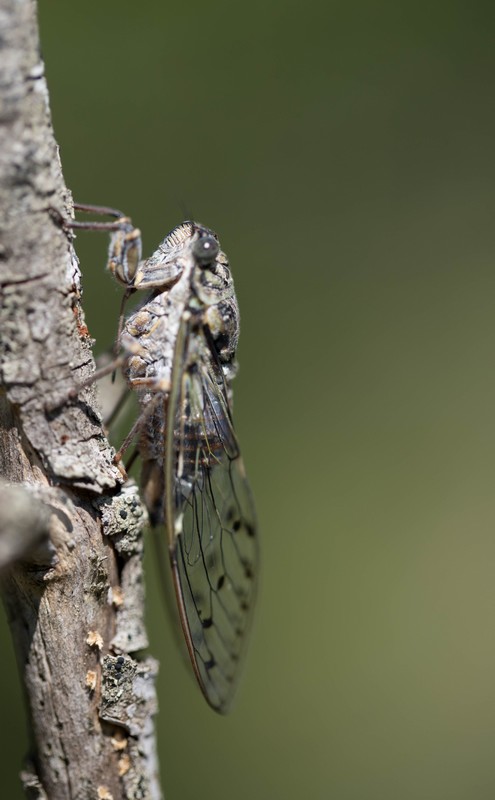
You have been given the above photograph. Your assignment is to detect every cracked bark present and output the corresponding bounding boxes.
[0,1,162,798]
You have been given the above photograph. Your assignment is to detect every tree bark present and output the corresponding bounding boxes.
[0,1,162,798]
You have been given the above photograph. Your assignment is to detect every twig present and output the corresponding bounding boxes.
[0,1,162,797]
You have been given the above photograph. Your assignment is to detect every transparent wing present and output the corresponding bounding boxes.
[164,321,258,713]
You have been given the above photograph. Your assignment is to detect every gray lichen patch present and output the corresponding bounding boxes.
[111,555,149,654]
[100,655,158,738]
[98,480,148,557]
[97,482,149,653]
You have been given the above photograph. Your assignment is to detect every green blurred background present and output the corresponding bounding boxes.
[2,1,495,797]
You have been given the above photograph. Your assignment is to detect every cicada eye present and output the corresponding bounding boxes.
[192,235,220,265]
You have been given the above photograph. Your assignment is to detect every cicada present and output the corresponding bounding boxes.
[71,204,258,713]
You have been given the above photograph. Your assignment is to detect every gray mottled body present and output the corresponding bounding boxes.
[119,222,239,519]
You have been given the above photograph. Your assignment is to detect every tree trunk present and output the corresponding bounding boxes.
[0,1,162,797]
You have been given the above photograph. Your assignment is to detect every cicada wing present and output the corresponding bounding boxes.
[164,321,258,713]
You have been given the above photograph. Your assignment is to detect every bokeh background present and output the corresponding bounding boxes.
[2,1,495,797]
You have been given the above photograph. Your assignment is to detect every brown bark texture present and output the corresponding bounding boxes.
[0,1,162,798]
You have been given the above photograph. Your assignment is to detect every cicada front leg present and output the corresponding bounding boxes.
[67,202,142,289]
[70,203,147,354]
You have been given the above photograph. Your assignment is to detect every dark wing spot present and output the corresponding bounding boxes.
[206,551,217,569]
